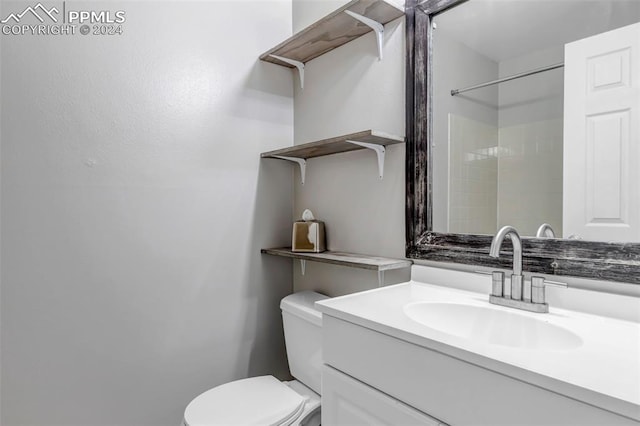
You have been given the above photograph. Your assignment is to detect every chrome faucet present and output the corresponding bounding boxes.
[536,223,556,238]
[487,225,567,313]
[489,226,523,300]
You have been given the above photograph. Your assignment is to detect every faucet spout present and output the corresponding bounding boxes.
[489,225,522,276]
[536,223,556,238]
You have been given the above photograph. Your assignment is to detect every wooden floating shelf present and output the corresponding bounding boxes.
[261,247,412,272]
[259,0,404,88]
[260,0,404,67]
[261,130,404,184]
[261,130,404,160]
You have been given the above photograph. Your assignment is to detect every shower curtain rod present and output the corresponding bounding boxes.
[450,62,564,96]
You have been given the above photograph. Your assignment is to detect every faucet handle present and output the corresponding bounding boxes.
[531,276,568,304]
[475,270,506,298]
[491,271,505,297]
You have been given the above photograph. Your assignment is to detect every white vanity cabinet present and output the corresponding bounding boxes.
[322,364,444,426]
[321,314,639,426]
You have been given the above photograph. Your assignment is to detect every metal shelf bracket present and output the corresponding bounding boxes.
[269,54,305,89]
[377,271,385,287]
[344,10,384,60]
[346,140,386,179]
[273,155,307,185]
[300,259,306,275]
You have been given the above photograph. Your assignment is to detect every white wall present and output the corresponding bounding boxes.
[498,46,564,128]
[432,30,499,233]
[0,11,3,422]
[497,46,564,236]
[0,1,294,425]
[292,0,346,33]
[291,0,409,296]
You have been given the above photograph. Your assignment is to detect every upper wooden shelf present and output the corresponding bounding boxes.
[261,130,404,160]
[259,0,404,67]
[261,247,412,272]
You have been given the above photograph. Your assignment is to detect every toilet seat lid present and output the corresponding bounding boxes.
[184,375,306,426]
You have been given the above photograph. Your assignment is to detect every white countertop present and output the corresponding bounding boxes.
[316,267,640,421]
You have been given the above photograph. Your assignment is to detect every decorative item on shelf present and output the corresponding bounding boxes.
[292,209,326,253]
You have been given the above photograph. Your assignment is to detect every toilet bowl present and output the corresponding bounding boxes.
[182,291,328,426]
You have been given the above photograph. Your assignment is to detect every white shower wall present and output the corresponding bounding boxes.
[448,114,498,235]
[446,115,563,237]
[497,119,564,235]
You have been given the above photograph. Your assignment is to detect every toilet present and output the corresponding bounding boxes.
[182,291,328,426]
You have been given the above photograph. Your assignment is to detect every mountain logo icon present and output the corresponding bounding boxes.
[1,3,59,24]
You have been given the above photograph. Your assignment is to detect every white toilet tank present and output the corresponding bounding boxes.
[280,291,328,395]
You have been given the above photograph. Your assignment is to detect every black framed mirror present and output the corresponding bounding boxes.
[405,0,640,284]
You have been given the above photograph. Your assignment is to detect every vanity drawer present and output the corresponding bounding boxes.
[323,315,639,426]
[322,364,444,426]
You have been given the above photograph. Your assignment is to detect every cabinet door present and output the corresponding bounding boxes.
[322,365,444,426]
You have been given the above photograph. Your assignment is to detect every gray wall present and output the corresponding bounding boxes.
[0,1,294,424]
[291,0,409,296]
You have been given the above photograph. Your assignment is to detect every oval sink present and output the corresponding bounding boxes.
[403,301,583,350]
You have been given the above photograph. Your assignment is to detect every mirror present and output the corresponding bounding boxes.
[405,0,640,284]
[429,0,640,241]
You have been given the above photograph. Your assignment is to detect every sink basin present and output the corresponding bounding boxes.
[403,301,583,350]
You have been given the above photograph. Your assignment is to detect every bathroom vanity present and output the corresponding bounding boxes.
[316,266,640,425]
